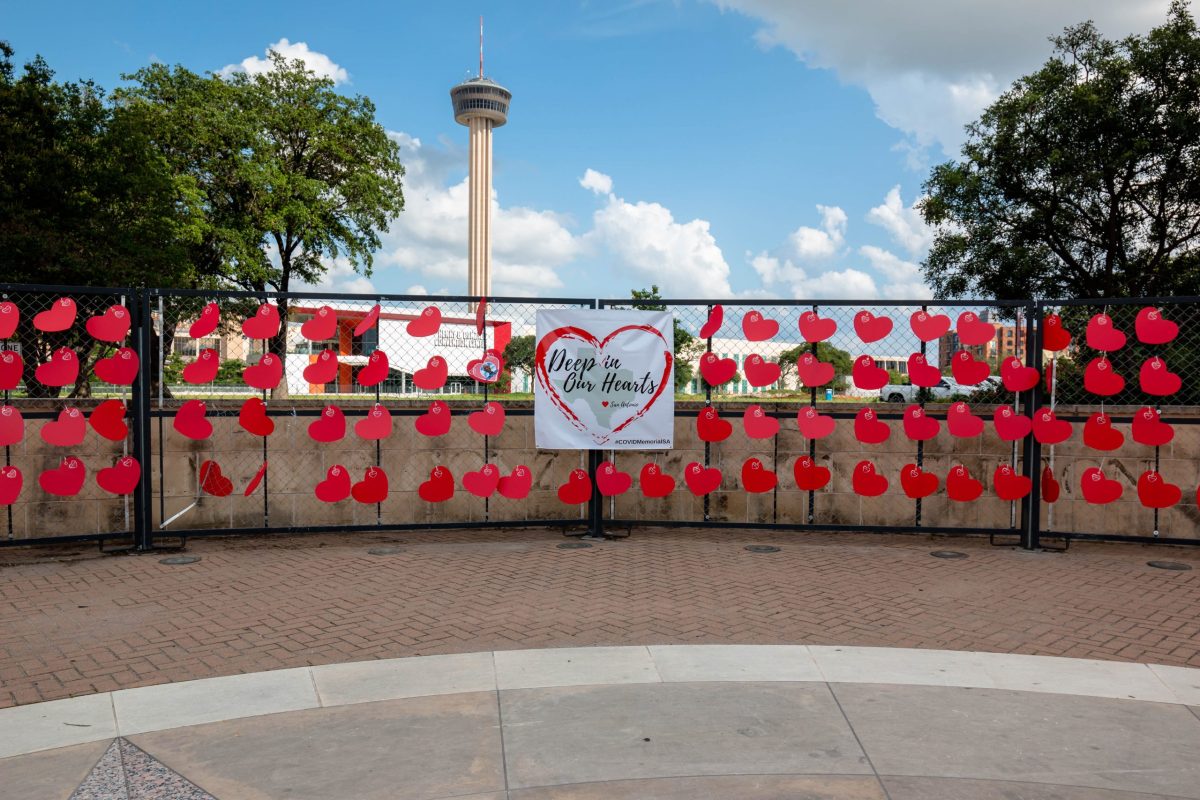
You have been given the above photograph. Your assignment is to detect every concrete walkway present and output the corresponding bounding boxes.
[3,645,1200,799]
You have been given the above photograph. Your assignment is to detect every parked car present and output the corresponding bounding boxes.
[879,377,972,403]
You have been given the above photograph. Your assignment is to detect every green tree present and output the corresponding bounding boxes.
[629,286,702,391]
[503,335,535,374]
[920,2,1200,300]
[775,342,854,390]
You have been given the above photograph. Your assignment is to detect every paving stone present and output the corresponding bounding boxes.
[0,740,112,800]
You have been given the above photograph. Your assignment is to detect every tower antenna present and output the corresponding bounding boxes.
[479,15,484,78]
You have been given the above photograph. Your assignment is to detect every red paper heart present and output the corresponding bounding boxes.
[35,348,79,387]
[853,310,892,343]
[354,304,381,336]
[199,460,233,497]
[189,303,220,338]
[1086,313,1126,351]
[798,310,837,342]
[466,350,504,384]
[309,405,346,442]
[950,350,990,385]
[1131,406,1174,446]
[96,456,140,495]
[238,397,275,436]
[1000,357,1039,392]
[1137,470,1181,509]
[1041,314,1071,352]
[354,465,391,503]
[93,347,137,385]
[1139,357,1182,396]
[463,464,501,498]
[413,356,448,390]
[945,464,983,501]
[300,306,338,341]
[242,303,281,339]
[900,463,939,499]
[0,302,19,338]
[993,464,1031,501]
[699,305,723,339]
[0,465,22,505]
[1083,412,1124,451]
[947,401,984,438]
[468,402,505,436]
[85,305,131,342]
[992,405,1032,441]
[415,400,452,436]
[1080,467,1122,504]
[906,353,942,387]
[314,465,351,502]
[246,460,268,496]
[1043,360,1055,393]
[741,310,779,341]
[1135,307,1178,345]
[639,463,675,498]
[356,350,389,387]
[182,348,220,384]
[0,405,23,446]
[793,456,830,491]
[173,399,212,440]
[242,353,283,390]
[1083,357,1125,396]
[497,465,533,499]
[596,461,633,496]
[302,350,339,384]
[39,456,86,496]
[743,354,780,387]
[902,404,940,441]
[88,399,127,441]
[557,468,592,504]
[796,406,836,439]
[696,407,732,442]
[852,460,889,497]
[854,407,890,444]
[1041,466,1061,503]
[955,311,994,346]
[355,404,392,440]
[683,462,722,495]
[407,306,443,337]
[851,355,889,390]
[33,297,77,333]
[40,407,86,447]
[796,352,834,387]
[476,298,487,335]
[0,350,24,390]
[909,310,951,342]
[743,404,780,438]
[1031,408,1072,445]
[699,352,737,386]
[741,458,777,493]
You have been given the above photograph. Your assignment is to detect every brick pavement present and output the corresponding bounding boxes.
[1,528,1199,709]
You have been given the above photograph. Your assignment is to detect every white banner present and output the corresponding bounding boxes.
[534,309,674,449]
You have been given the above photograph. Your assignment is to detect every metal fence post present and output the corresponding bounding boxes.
[1019,301,1044,550]
[131,289,155,551]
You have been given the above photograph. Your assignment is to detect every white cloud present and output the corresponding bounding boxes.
[858,245,931,300]
[866,186,933,255]
[219,38,350,84]
[579,169,613,195]
[751,252,879,299]
[788,204,846,259]
[302,257,376,295]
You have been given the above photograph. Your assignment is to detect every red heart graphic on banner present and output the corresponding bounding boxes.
[199,460,233,497]
[85,305,130,342]
[947,401,984,438]
[741,310,779,341]
[1083,412,1124,451]
[1086,313,1126,351]
[0,350,23,390]
[238,397,274,436]
[795,352,835,387]
[413,356,448,390]
[303,350,339,384]
[88,399,127,441]
[33,297,77,333]
[852,460,889,497]
[463,464,501,498]
[182,349,220,384]
[798,310,837,342]
[242,303,281,339]
[1000,357,1039,392]
[1139,357,1182,396]
[353,465,390,503]
[309,405,346,443]
[945,464,983,502]
[699,305,724,339]
[596,461,633,496]
[1131,406,1174,446]
[0,405,23,446]
[696,407,732,442]
[300,306,338,341]
[0,465,22,505]
[796,406,836,439]
[903,405,940,441]
[993,464,1031,501]
[992,405,1032,441]
[557,469,592,504]
[407,306,442,337]
[639,463,675,497]
[1041,466,1060,503]
[793,456,830,491]
[466,350,503,384]
[741,458,777,493]
[314,465,351,503]
[743,354,780,387]
[1080,467,1123,504]
[415,400,452,436]
[900,464,939,499]
[0,302,19,338]
[40,407,86,447]
[39,456,86,496]
[699,352,737,386]
[355,404,392,440]
[497,465,533,500]
[743,405,780,438]
[909,310,951,342]
[1031,408,1072,445]
[96,456,140,495]
[1041,314,1072,351]
[94,347,137,385]
[854,407,890,444]
[851,355,889,390]
[354,304,381,336]
[1135,306,1177,345]
[853,310,892,343]
[173,399,212,440]
[468,402,505,436]
[244,461,267,496]
[242,353,283,390]
[357,350,390,387]
[955,311,994,346]
[1137,470,1181,509]
[683,462,722,495]
[476,297,487,336]
[906,353,942,387]
[1083,357,1125,396]
[951,350,990,385]
[35,348,79,387]
[189,303,220,339]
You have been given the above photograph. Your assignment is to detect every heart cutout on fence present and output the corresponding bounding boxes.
[639,463,675,498]
[796,406,836,439]
[1041,314,1072,351]
[415,400,452,436]
[1131,406,1173,446]
[96,456,140,495]
[242,353,283,390]
[900,464,939,499]
[1080,467,1123,504]
[243,461,267,496]
[314,465,351,502]
[902,405,940,441]
[557,468,592,504]
[85,305,130,342]
[795,352,834,387]
[793,456,830,491]
[355,404,392,440]
[910,310,951,342]
[741,310,779,341]
[852,460,889,497]
[1137,470,1181,509]
[173,399,212,440]
[945,464,983,502]
[992,405,1032,441]
[39,456,86,496]
[0,465,22,505]
[0,405,24,446]
[1000,357,1039,392]
[463,464,501,498]
[189,303,220,338]
[993,464,1031,501]
[906,353,942,387]
[743,405,780,439]
[741,458,777,493]
[1086,313,1126,351]
[946,401,984,438]
[798,310,837,342]
[242,303,281,339]
[1083,357,1125,396]
[357,350,390,387]
[406,306,442,337]
[497,465,533,500]
[466,350,504,384]
[93,347,137,385]
[1083,412,1124,451]
[1041,466,1061,503]
[40,407,86,447]
[309,405,347,443]
[1135,307,1178,345]
[412,356,448,390]
[851,355,889,390]
[303,350,340,385]
[955,311,994,346]
[699,353,737,386]
[354,466,390,503]
[300,306,338,341]
[238,397,275,436]
[1139,357,1182,396]
[35,348,79,388]
[354,304,381,336]
[684,462,722,495]
[854,407,890,444]
[950,350,990,385]
[199,460,234,497]
[596,461,633,496]
[853,310,892,343]
[182,349,220,384]
[467,402,506,436]
[696,406,732,442]
[743,354,780,387]
[699,304,723,339]
[33,297,77,332]
[0,350,24,390]
[1031,408,1072,445]
[0,302,19,338]
[89,399,127,441]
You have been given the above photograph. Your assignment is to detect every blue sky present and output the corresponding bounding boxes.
[3,0,1173,300]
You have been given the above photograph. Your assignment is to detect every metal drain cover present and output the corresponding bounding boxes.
[930,550,968,559]
[159,555,200,565]
[367,547,404,556]
[557,542,593,549]
[744,545,781,553]
[1147,560,1192,571]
